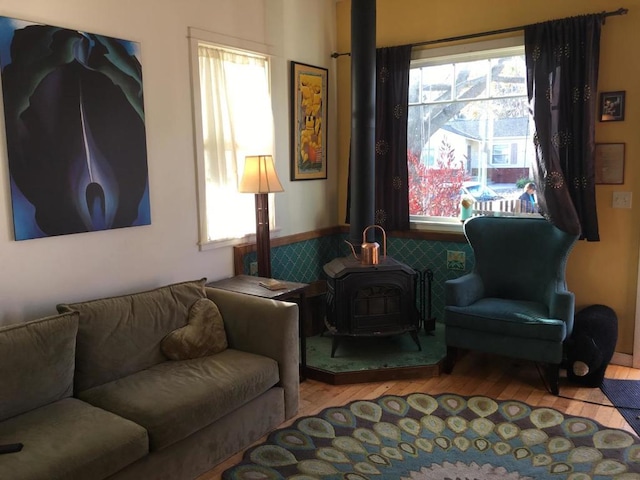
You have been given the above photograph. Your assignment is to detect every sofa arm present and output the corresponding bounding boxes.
[445,273,484,307]
[205,287,299,419]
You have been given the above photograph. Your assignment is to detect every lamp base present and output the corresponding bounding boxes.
[255,193,271,278]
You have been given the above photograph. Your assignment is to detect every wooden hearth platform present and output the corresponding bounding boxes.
[302,323,446,385]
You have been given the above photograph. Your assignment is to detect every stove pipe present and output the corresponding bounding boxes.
[348,0,376,247]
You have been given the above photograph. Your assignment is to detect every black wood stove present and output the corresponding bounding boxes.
[323,256,421,357]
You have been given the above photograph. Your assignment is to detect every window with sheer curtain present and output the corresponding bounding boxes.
[195,43,275,245]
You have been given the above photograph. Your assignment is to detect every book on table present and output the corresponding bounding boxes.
[258,279,288,290]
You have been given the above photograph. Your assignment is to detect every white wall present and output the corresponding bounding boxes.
[0,0,338,324]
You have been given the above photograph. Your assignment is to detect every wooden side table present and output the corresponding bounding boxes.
[206,275,309,380]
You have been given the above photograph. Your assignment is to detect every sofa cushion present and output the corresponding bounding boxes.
[57,278,207,392]
[0,397,148,480]
[78,349,280,451]
[0,312,78,422]
[161,297,228,360]
[445,297,567,342]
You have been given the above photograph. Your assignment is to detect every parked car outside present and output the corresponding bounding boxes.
[461,182,503,202]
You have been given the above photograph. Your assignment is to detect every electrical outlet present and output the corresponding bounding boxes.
[612,192,632,209]
[249,262,258,275]
[447,250,465,270]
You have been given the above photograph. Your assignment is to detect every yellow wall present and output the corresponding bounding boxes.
[336,0,640,354]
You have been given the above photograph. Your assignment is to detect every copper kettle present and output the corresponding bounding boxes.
[344,225,387,265]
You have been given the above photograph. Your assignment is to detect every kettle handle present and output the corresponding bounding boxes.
[362,225,387,258]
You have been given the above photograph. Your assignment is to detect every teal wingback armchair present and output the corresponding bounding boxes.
[443,216,579,394]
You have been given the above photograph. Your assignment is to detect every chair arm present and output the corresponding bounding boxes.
[550,290,575,336]
[205,287,299,419]
[445,273,484,307]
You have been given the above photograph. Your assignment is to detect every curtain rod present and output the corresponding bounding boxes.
[330,7,628,58]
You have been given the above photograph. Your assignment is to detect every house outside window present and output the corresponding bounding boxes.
[190,30,276,248]
[407,38,535,224]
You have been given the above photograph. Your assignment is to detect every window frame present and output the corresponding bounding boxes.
[491,143,511,165]
[188,27,279,250]
[408,36,530,232]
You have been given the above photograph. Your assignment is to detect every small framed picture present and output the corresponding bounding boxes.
[599,91,625,122]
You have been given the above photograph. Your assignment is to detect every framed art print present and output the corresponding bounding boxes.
[290,61,328,181]
[0,16,151,240]
[599,91,625,122]
[595,143,625,184]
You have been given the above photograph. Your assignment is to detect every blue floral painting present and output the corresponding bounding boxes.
[0,17,150,240]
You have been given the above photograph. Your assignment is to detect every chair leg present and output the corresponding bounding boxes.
[547,364,560,395]
[442,346,457,374]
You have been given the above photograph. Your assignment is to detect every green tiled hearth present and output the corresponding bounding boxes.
[304,323,447,384]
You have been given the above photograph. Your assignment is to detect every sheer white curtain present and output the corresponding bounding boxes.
[198,44,275,242]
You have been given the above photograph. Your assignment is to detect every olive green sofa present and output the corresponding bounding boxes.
[0,279,299,480]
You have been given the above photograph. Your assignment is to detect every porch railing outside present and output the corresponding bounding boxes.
[474,199,540,217]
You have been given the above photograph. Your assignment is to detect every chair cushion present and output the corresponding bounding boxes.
[77,349,280,451]
[0,398,148,480]
[445,297,567,342]
[0,312,78,422]
[161,297,227,360]
[57,279,207,392]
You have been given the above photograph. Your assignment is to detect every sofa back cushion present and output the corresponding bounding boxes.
[57,279,206,392]
[0,312,79,422]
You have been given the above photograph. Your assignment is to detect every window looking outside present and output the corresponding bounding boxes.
[491,144,511,165]
[408,40,535,221]
[193,42,276,245]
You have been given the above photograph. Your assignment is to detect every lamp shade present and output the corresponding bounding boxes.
[239,155,284,194]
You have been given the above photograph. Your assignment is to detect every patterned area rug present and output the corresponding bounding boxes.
[223,393,640,480]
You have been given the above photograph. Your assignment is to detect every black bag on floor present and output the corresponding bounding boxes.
[566,304,618,387]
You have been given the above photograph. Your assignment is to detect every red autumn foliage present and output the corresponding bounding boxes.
[408,138,467,217]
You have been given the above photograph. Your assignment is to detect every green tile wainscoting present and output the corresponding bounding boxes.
[233,227,474,324]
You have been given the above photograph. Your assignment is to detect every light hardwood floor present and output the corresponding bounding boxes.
[197,352,640,480]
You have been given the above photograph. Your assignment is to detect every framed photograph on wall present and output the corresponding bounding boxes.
[595,143,625,184]
[599,91,625,122]
[290,61,328,180]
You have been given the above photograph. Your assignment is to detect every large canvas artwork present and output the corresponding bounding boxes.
[0,17,151,240]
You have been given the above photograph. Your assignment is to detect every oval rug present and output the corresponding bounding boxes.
[223,393,640,480]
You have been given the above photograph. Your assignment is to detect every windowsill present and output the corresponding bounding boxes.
[198,227,282,252]
[408,212,543,239]
[199,237,249,252]
[411,218,464,234]
[397,217,467,242]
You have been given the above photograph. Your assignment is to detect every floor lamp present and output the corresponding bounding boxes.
[239,155,284,278]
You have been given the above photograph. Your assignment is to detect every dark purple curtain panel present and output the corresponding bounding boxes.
[374,45,411,231]
[525,15,603,241]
